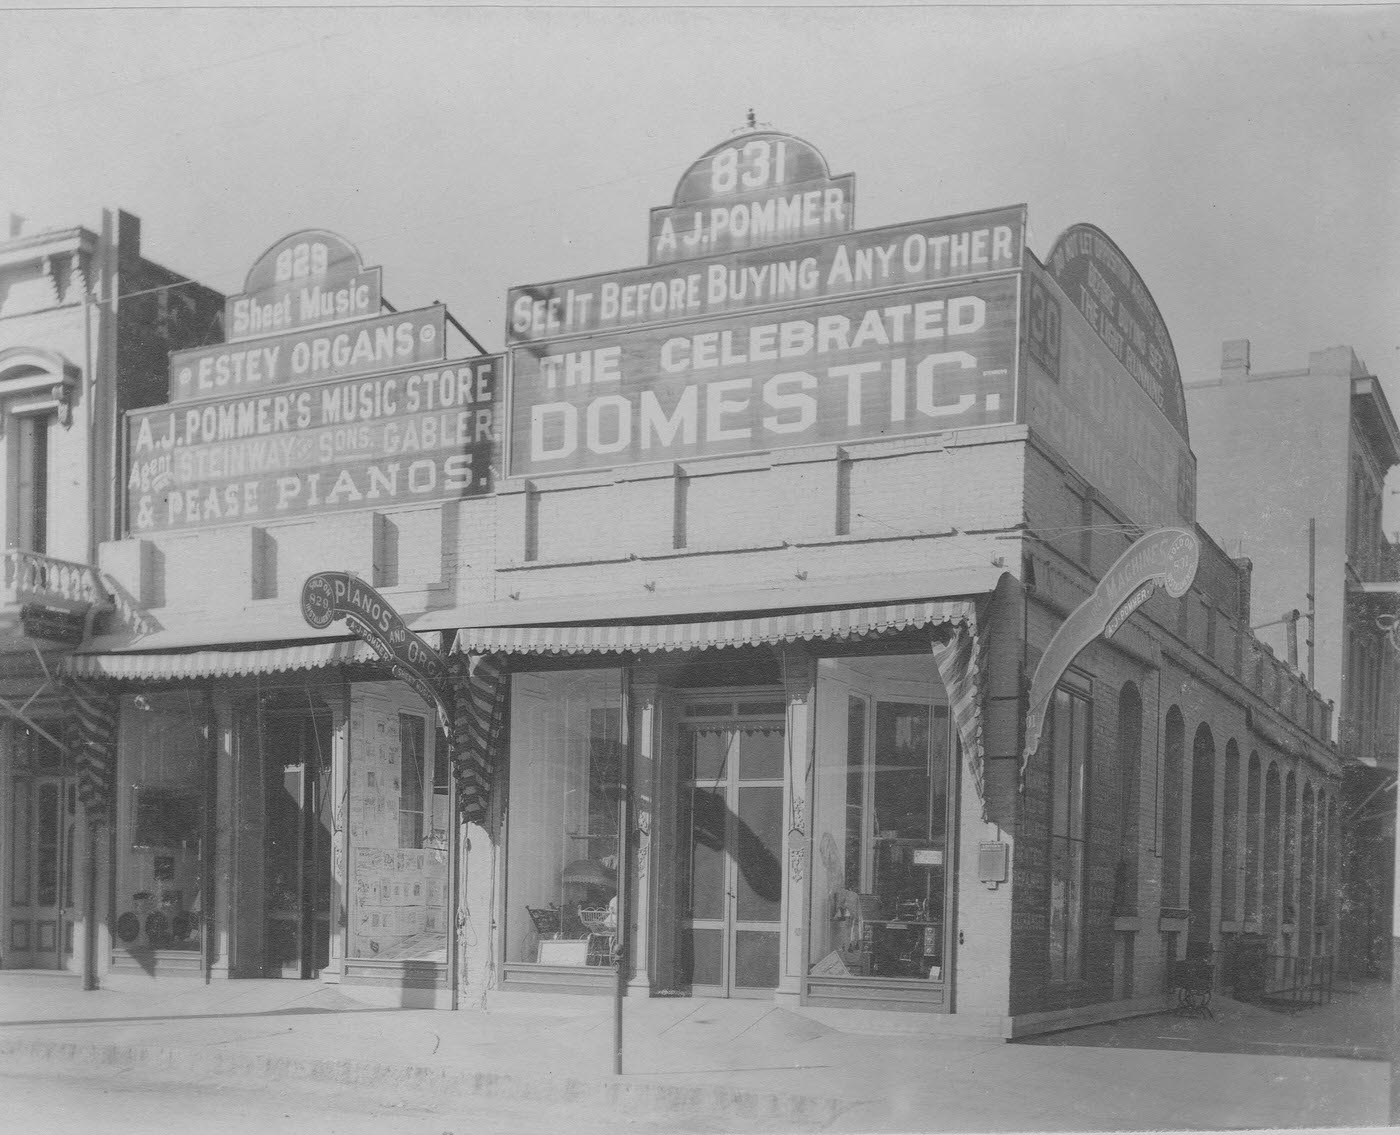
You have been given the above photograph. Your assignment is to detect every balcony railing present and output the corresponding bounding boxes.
[3,549,110,609]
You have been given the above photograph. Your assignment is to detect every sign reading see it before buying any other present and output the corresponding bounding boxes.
[224,230,383,343]
[509,276,1017,478]
[169,305,446,404]
[509,205,1025,344]
[648,132,856,264]
[129,357,499,531]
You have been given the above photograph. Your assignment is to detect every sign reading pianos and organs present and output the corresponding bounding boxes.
[301,571,451,728]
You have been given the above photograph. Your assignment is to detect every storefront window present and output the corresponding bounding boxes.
[347,685,449,962]
[1048,683,1091,983]
[115,693,207,952]
[809,655,952,981]
[504,668,623,967]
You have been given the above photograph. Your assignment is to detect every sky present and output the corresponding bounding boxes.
[3,4,1397,447]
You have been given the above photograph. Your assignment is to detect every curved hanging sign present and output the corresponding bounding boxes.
[649,131,855,264]
[1045,223,1187,443]
[226,229,383,343]
[301,570,450,728]
[1021,527,1200,778]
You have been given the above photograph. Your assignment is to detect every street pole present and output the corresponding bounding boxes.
[613,674,632,1076]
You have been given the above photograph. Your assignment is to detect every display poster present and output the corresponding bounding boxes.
[128,356,499,531]
[169,305,446,404]
[225,230,383,343]
[1024,260,1196,529]
[508,277,1019,478]
[648,131,855,264]
[1045,223,1187,441]
[347,700,449,962]
[509,206,1025,344]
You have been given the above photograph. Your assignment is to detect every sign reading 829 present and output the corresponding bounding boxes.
[275,240,329,282]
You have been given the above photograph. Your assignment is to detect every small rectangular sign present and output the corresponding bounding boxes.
[508,206,1025,345]
[224,266,383,343]
[169,305,446,404]
[129,356,499,532]
[508,277,1018,479]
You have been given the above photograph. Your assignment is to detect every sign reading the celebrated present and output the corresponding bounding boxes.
[1021,527,1200,777]
[509,205,1025,344]
[169,305,446,404]
[508,277,1017,478]
[129,357,499,531]
[225,231,383,343]
[1046,224,1186,441]
[648,132,855,264]
[301,571,450,726]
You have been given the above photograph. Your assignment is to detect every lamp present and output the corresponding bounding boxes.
[561,858,616,889]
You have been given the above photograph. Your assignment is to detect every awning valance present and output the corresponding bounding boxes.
[60,639,378,681]
[452,600,975,656]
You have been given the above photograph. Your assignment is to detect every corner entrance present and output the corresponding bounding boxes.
[676,696,786,998]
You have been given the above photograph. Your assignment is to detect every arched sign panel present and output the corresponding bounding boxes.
[649,131,855,264]
[1045,223,1187,443]
[226,229,383,343]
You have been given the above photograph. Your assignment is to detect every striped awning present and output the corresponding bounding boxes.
[452,600,975,656]
[60,639,379,680]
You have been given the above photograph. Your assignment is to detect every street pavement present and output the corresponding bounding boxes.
[0,972,1390,1132]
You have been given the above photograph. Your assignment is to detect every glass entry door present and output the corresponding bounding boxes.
[678,697,786,998]
[7,726,75,969]
[263,710,332,978]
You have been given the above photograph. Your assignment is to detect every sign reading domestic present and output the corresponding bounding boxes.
[169,305,446,403]
[1046,224,1186,441]
[508,278,1017,478]
[649,131,855,264]
[509,206,1025,344]
[225,230,383,343]
[129,357,499,531]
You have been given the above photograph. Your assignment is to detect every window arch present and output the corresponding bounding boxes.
[1221,740,1240,922]
[1188,724,1216,942]
[1244,752,1262,923]
[1115,683,1143,915]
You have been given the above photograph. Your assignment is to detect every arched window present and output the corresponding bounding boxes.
[1263,763,1281,935]
[1283,771,1298,940]
[1244,752,1262,923]
[1115,683,1143,915]
[1162,708,1185,907]
[1188,725,1216,942]
[1299,783,1315,955]
[1221,741,1240,922]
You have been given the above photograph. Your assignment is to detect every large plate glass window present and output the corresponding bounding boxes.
[504,668,623,967]
[1048,680,1091,983]
[808,654,954,982]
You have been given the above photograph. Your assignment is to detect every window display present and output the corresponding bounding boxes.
[115,694,207,951]
[346,685,449,962]
[504,668,622,966]
[809,655,952,981]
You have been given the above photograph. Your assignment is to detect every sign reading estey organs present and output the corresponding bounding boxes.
[225,230,383,343]
[649,132,855,264]
[301,571,450,728]
[128,357,499,531]
[1021,527,1200,777]
[169,305,446,403]
[509,206,1025,344]
[508,277,1017,478]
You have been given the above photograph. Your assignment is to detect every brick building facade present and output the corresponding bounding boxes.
[43,134,1343,1036]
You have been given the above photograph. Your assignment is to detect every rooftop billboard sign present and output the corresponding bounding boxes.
[508,276,1018,479]
[648,131,855,264]
[509,204,1025,345]
[225,230,383,343]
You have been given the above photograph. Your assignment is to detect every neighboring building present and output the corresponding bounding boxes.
[74,134,1341,1036]
[0,210,222,975]
[1185,342,1399,975]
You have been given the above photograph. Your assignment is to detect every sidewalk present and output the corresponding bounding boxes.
[0,972,1389,1132]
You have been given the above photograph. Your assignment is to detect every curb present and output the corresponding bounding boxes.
[0,1037,857,1126]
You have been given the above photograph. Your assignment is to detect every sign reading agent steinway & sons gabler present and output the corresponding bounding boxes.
[128,230,499,533]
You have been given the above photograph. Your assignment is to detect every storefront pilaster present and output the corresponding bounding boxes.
[776,648,815,1007]
[628,675,658,993]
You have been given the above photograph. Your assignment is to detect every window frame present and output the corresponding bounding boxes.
[1047,674,1092,985]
